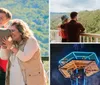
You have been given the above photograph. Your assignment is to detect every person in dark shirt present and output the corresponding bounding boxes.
[67,12,85,42]
[58,15,69,42]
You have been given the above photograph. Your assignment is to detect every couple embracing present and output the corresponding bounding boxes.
[58,12,85,42]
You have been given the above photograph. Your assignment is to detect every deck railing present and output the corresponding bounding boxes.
[50,30,100,42]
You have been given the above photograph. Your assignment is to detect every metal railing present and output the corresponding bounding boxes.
[50,30,100,42]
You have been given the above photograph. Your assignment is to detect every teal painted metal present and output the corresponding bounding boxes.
[59,51,99,85]
[59,51,99,65]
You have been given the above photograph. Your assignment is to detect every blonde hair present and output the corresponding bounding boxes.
[10,19,33,45]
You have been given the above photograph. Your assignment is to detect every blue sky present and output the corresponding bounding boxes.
[50,0,99,12]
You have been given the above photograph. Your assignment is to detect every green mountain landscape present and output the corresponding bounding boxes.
[51,10,100,34]
[0,0,49,57]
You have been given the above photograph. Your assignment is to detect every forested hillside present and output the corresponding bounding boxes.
[51,10,100,34]
[79,10,100,33]
[0,0,49,57]
[50,12,67,29]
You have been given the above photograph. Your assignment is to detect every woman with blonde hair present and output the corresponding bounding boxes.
[0,19,47,85]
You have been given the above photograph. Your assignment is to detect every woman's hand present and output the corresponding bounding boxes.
[2,37,13,49]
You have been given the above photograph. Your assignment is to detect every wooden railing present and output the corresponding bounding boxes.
[80,33,100,42]
[50,30,100,42]
[50,30,62,42]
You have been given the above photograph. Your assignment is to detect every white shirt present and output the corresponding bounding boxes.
[10,55,25,85]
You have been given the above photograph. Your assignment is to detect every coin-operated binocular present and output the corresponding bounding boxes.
[0,28,11,45]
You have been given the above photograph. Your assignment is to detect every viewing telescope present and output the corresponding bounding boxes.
[0,28,11,45]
